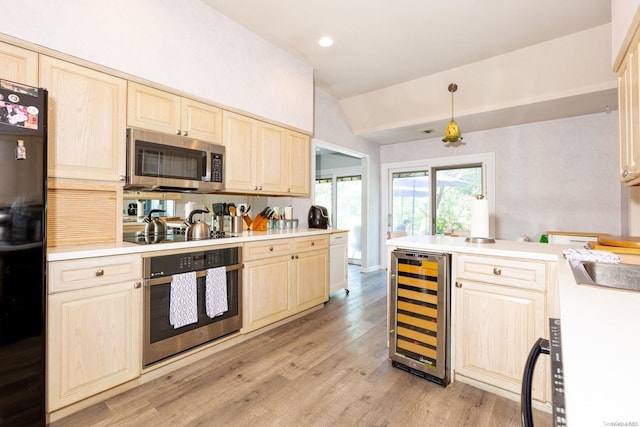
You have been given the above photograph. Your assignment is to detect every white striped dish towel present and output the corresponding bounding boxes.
[562,248,620,263]
[206,267,228,318]
[169,271,198,328]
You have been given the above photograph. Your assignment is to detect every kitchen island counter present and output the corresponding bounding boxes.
[386,234,640,425]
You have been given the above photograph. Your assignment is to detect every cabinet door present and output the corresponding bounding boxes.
[258,122,289,193]
[455,280,547,402]
[243,255,292,332]
[0,41,38,86]
[329,242,348,293]
[48,281,141,411]
[127,82,181,135]
[294,249,328,311]
[222,110,258,191]
[288,131,310,195]
[181,98,222,143]
[620,45,640,183]
[40,56,127,181]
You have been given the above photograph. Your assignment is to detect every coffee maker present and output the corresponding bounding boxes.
[308,205,330,229]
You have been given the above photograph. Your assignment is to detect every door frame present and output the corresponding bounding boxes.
[312,139,371,271]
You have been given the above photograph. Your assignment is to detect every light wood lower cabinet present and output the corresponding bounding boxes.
[454,279,547,401]
[47,254,142,412]
[454,254,550,403]
[243,236,328,332]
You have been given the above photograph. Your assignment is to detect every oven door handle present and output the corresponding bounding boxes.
[143,263,243,287]
[521,337,550,427]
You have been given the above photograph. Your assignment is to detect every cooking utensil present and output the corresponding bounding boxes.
[143,209,166,236]
[184,208,211,240]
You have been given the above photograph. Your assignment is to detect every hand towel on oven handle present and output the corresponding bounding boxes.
[206,266,228,317]
[169,271,198,328]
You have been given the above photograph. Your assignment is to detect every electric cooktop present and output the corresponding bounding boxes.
[123,230,228,245]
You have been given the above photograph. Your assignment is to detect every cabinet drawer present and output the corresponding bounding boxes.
[456,254,546,291]
[295,235,329,252]
[243,239,294,261]
[49,254,142,294]
[330,232,348,245]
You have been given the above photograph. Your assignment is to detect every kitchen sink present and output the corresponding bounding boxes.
[569,260,640,292]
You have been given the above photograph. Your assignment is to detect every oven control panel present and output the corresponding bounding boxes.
[145,246,240,278]
[549,318,566,427]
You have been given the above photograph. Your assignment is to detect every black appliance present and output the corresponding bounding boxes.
[142,246,242,366]
[122,229,228,245]
[389,249,451,386]
[521,318,566,427]
[0,80,47,426]
[308,205,330,229]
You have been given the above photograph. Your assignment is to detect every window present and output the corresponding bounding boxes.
[390,163,484,236]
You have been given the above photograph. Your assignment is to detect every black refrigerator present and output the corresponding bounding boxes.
[0,80,47,426]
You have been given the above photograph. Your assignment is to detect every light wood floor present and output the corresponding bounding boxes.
[52,265,551,427]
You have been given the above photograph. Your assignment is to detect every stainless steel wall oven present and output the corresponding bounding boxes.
[142,246,242,367]
[389,249,451,386]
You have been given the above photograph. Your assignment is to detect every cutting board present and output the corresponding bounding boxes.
[597,235,640,248]
[588,241,640,255]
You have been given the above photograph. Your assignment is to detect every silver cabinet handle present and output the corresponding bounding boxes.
[134,282,141,289]
[493,267,502,275]
[623,169,629,178]
[95,269,104,277]
[455,281,462,288]
[175,129,181,135]
[182,131,188,137]
[118,175,126,181]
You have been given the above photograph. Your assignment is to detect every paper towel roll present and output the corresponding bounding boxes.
[284,206,293,220]
[470,197,489,238]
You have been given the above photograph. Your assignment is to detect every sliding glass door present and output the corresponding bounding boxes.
[389,163,483,237]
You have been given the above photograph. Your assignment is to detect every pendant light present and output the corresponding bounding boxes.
[442,83,463,143]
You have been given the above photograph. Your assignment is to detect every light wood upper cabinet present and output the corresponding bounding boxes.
[0,40,38,86]
[127,82,222,143]
[39,56,127,182]
[223,110,310,196]
[222,110,258,191]
[288,130,310,195]
[258,122,290,193]
[619,42,640,185]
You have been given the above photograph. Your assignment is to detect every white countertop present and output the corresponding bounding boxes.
[48,228,332,261]
[387,235,640,425]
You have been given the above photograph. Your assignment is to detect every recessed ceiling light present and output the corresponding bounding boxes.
[318,36,334,47]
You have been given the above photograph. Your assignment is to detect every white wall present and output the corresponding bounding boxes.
[0,0,313,132]
[380,112,623,241]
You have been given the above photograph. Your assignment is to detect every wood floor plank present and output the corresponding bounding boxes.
[52,265,551,427]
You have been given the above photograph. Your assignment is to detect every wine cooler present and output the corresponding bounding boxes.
[389,249,451,386]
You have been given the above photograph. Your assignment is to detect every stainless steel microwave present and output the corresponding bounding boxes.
[125,128,224,193]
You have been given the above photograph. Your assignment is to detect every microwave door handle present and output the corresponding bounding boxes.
[521,337,550,427]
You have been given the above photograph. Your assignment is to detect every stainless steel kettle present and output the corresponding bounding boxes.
[184,208,211,240]
[144,209,166,236]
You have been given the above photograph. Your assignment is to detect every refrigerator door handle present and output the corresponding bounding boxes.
[521,337,550,427]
